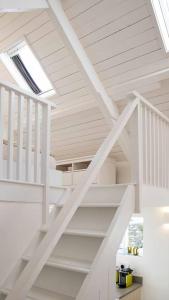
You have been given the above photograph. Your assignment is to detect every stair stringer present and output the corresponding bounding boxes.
[0,187,70,294]
[76,184,135,300]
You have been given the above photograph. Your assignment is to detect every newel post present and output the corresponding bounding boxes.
[41,103,51,226]
[130,99,143,212]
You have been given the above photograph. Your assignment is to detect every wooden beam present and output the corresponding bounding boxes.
[0,0,48,12]
[47,0,131,160]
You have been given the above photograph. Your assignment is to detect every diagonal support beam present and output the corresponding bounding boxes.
[0,0,48,11]
[47,0,131,161]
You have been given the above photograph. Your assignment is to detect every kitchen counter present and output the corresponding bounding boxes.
[113,276,143,299]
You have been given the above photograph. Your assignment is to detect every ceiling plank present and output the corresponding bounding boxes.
[47,0,131,161]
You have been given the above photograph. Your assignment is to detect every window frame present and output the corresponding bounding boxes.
[151,0,169,53]
[0,39,56,98]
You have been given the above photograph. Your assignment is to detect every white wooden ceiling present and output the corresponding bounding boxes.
[0,0,169,161]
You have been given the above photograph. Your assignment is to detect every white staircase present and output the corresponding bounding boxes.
[1,77,168,299]
[0,184,135,300]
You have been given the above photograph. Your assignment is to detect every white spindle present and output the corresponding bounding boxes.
[34,102,41,183]
[157,116,160,187]
[167,124,169,188]
[41,104,51,225]
[16,95,24,180]
[144,106,148,184]
[148,109,152,185]
[26,98,32,182]
[7,90,15,180]
[151,112,155,186]
[0,87,4,179]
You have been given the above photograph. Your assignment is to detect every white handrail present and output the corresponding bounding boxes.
[133,91,169,124]
[133,91,169,188]
[0,80,53,224]
[0,79,56,108]
[5,99,138,300]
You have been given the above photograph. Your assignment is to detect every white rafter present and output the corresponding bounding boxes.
[47,0,131,161]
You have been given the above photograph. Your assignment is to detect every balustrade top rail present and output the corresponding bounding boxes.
[0,79,57,108]
[133,91,169,124]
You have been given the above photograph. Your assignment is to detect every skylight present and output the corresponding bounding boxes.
[0,41,55,97]
[151,0,169,52]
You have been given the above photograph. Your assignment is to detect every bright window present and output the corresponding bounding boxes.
[118,216,144,256]
[0,41,55,97]
[151,0,169,52]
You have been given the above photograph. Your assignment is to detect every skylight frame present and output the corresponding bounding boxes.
[0,40,56,98]
[151,0,169,53]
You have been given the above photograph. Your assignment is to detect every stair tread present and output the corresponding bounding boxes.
[65,228,106,237]
[22,255,90,274]
[30,286,74,300]
[58,202,120,208]
[0,287,74,300]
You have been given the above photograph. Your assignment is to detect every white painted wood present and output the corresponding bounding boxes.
[16,95,24,181]
[26,99,33,182]
[0,1,48,12]
[7,90,15,180]
[5,100,138,300]
[41,104,51,225]
[0,79,56,108]
[34,102,41,183]
[0,180,43,203]
[0,86,4,178]
[130,102,143,211]
[76,185,135,300]
[47,0,131,161]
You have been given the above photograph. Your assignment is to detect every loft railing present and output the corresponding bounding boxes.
[4,90,169,300]
[134,92,169,190]
[0,80,55,224]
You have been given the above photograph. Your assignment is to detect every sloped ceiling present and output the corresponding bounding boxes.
[0,1,169,160]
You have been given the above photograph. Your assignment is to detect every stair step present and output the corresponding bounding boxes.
[58,202,120,208]
[22,256,90,274]
[64,228,106,238]
[0,287,74,300]
[30,286,74,300]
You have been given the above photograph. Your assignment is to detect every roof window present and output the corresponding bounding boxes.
[151,0,169,52]
[0,41,55,97]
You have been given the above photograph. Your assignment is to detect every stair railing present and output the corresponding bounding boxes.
[3,88,169,300]
[134,91,169,189]
[0,80,56,224]
[5,97,139,300]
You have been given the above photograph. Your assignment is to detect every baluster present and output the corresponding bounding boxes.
[16,95,24,180]
[0,86,4,179]
[164,122,167,188]
[144,105,148,185]
[154,114,157,186]
[148,109,152,185]
[167,124,169,188]
[7,90,15,180]
[41,104,51,225]
[34,102,41,183]
[157,116,160,187]
[152,112,155,186]
[160,119,163,187]
[26,98,32,182]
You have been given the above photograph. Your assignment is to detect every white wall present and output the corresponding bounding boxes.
[142,206,169,300]
[116,187,169,300]
[0,202,41,286]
